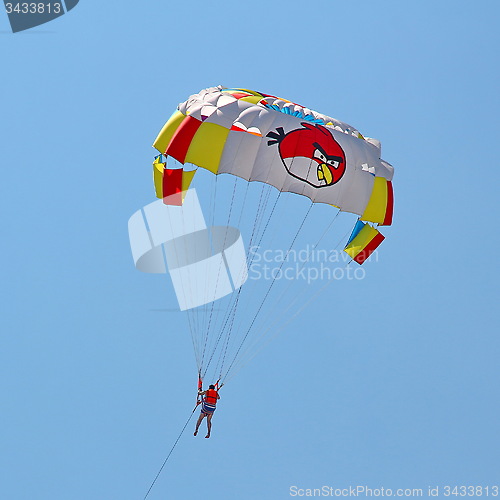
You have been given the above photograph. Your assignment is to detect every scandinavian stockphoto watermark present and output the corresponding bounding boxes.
[248,244,377,283]
[3,0,79,33]
[129,190,379,310]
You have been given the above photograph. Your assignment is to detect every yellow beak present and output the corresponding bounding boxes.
[317,163,333,185]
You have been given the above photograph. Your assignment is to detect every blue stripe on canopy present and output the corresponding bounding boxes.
[346,220,366,246]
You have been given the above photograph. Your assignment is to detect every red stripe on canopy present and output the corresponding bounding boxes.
[382,181,394,226]
[354,232,385,264]
[162,168,183,206]
[165,116,201,163]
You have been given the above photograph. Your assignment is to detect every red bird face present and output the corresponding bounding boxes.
[267,123,346,187]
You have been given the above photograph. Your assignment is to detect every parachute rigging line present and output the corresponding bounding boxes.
[202,186,283,379]
[244,207,343,343]
[193,171,215,353]
[199,182,275,379]
[210,180,312,381]
[224,224,353,383]
[208,143,309,379]
[162,157,201,363]
[198,174,220,372]
[160,213,198,367]
[216,137,315,349]
[222,201,314,382]
[200,176,239,371]
[214,178,252,371]
[216,150,320,380]
[200,138,305,381]
[143,407,197,500]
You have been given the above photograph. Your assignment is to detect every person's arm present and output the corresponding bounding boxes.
[198,390,206,396]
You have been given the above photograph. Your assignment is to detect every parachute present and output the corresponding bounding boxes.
[154,87,393,223]
[129,86,394,386]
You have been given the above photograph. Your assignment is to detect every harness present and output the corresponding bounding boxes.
[196,373,222,409]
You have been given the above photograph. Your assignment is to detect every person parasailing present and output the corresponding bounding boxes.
[194,383,220,439]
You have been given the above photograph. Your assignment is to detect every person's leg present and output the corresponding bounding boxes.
[205,413,213,438]
[194,413,206,436]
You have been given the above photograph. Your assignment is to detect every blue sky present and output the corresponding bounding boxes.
[1,1,499,499]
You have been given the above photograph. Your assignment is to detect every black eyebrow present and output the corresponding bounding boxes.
[313,142,344,163]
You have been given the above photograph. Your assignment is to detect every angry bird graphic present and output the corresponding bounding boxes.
[267,123,346,187]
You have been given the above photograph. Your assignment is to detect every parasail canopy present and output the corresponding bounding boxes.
[153,86,393,225]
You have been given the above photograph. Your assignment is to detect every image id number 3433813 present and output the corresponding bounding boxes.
[4,2,62,14]
[443,485,499,496]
